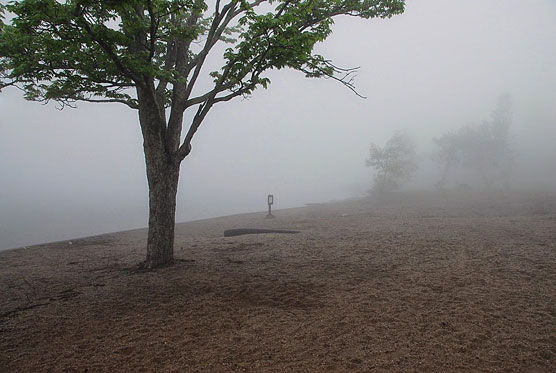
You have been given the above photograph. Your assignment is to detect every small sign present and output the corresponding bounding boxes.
[266,194,274,218]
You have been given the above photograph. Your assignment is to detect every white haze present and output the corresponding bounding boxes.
[1,0,555,250]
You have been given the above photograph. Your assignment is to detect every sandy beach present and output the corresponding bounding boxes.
[1,190,555,372]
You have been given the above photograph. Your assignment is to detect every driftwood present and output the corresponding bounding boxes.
[224,228,300,237]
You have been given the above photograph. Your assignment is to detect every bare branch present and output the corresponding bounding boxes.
[215,0,221,15]
[76,97,139,109]
[302,60,367,99]
[183,82,235,108]
[212,84,256,104]
[0,80,18,91]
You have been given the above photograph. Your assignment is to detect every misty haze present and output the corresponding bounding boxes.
[1,0,554,251]
[1,0,555,371]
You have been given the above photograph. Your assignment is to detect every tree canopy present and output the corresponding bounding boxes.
[433,94,513,189]
[366,132,417,193]
[0,1,404,105]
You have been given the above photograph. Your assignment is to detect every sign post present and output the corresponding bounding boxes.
[266,194,274,218]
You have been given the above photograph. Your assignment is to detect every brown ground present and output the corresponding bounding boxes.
[1,190,555,372]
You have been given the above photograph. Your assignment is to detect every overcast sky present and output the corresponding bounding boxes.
[1,0,555,250]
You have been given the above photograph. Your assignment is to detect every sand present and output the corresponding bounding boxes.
[1,190,555,372]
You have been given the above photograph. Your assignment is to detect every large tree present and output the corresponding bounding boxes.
[0,0,405,268]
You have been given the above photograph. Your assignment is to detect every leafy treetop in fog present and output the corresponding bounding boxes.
[0,1,404,110]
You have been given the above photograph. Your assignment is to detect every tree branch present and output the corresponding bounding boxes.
[72,97,139,109]
[73,9,143,87]
[182,2,237,102]
[146,0,158,62]
[183,82,235,108]
[301,60,366,99]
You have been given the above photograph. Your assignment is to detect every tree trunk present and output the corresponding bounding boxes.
[137,86,182,269]
[144,160,180,268]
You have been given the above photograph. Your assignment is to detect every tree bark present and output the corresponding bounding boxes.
[137,85,181,269]
[144,160,179,268]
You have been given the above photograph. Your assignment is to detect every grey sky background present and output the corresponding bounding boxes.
[1,0,555,250]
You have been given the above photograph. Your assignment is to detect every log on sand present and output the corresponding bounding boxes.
[224,228,300,237]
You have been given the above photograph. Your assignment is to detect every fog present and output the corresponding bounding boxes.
[1,0,555,250]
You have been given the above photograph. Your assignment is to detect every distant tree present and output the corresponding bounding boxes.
[366,132,417,193]
[0,1,405,268]
[434,94,513,189]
